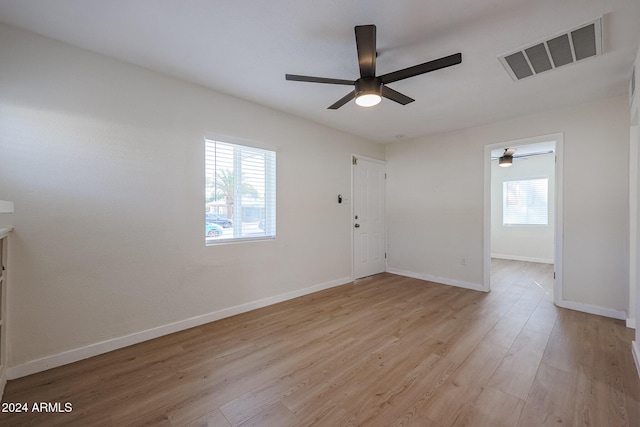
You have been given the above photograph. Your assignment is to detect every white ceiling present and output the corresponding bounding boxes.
[0,0,639,143]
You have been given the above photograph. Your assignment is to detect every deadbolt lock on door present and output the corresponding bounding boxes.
[354,224,360,228]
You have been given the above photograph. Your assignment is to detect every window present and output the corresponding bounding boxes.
[205,139,276,244]
[503,178,548,225]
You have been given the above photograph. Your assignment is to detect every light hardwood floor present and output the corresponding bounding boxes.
[1,260,639,426]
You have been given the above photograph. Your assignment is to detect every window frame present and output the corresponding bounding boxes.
[502,177,549,226]
[205,136,276,245]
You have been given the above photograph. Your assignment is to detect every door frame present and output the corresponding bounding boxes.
[483,133,564,304]
[351,154,387,280]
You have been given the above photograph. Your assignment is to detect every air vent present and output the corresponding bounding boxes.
[499,18,602,81]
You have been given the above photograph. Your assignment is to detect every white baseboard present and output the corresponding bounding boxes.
[627,318,636,329]
[491,253,554,264]
[6,276,352,380]
[0,367,6,402]
[633,341,640,379]
[555,299,627,321]
[386,268,484,292]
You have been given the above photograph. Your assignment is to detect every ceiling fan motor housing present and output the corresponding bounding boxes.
[355,77,383,97]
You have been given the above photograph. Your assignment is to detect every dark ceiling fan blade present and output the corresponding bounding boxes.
[355,25,376,78]
[285,74,355,85]
[328,91,356,109]
[379,52,462,84]
[516,150,554,158]
[381,86,415,105]
[491,150,554,160]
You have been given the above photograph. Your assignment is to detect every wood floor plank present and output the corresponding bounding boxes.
[571,315,631,426]
[484,310,531,350]
[488,328,551,400]
[517,363,578,426]
[408,340,507,426]
[613,327,640,423]
[335,338,447,426]
[522,293,558,336]
[297,404,353,427]
[382,357,460,427]
[451,386,525,427]
[237,401,298,427]
[1,262,638,426]
[186,408,232,427]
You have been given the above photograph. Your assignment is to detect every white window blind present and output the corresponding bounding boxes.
[503,178,548,225]
[205,139,276,244]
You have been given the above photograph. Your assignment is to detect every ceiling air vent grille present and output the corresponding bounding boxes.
[499,18,602,81]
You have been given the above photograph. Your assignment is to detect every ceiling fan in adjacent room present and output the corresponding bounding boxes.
[493,147,555,167]
[285,25,462,109]
[497,148,517,167]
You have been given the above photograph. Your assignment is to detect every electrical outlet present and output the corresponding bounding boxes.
[460,257,467,266]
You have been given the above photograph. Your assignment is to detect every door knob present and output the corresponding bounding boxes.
[354,224,360,228]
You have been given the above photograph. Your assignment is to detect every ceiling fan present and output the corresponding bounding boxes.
[497,148,517,167]
[285,25,462,109]
[493,148,554,167]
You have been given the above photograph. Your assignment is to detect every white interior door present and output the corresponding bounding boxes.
[352,156,386,279]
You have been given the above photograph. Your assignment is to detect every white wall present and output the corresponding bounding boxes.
[630,123,637,328]
[386,95,629,313]
[0,24,384,371]
[491,152,555,263]
[632,44,640,371]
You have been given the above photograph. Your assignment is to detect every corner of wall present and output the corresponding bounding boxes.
[555,299,626,321]
[627,317,636,329]
[386,268,484,292]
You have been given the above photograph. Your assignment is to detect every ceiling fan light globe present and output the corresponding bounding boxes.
[356,93,382,107]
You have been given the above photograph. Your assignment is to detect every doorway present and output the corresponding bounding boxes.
[483,133,563,303]
[352,155,386,280]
